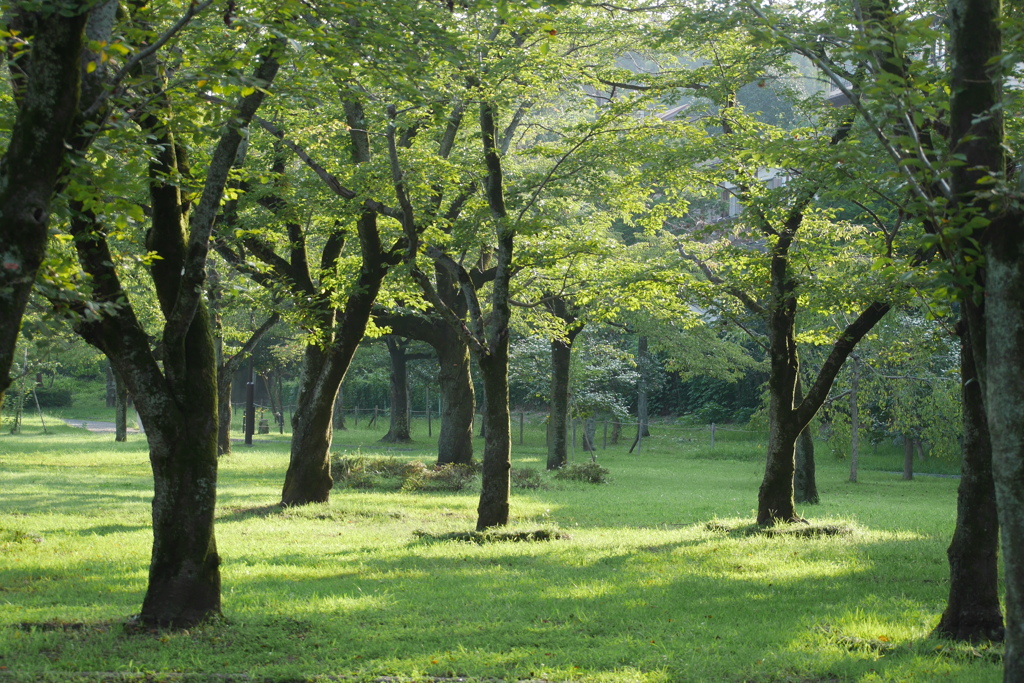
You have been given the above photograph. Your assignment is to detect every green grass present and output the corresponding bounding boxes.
[0,415,999,682]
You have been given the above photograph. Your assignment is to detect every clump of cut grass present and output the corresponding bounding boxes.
[511,466,545,490]
[704,519,856,538]
[333,455,433,491]
[401,462,479,492]
[553,461,610,484]
[414,528,568,543]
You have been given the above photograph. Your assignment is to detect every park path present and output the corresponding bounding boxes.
[63,419,143,434]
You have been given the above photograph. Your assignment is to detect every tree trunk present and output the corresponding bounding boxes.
[547,332,574,469]
[380,336,413,443]
[794,379,818,504]
[611,419,621,445]
[281,344,345,506]
[636,335,651,438]
[947,0,1023,670]
[114,370,127,443]
[794,427,818,504]
[935,323,1003,642]
[138,332,221,626]
[0,9,88,400]
[849,355,860,483]
[903,436,914,480]
[436,335,474,465]
[476,345,511,530]
[216,369,233,456]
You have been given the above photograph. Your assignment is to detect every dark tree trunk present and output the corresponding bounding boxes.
[794,427,818,504]
[436,335,474,465]
[137,308,221,626]
[935,323,1003,642]
[217,371,233,456]
[476,343,511,530]
[636,336,651,438]
[793,379,818,504]
[280,201,391,506]
[281,344,345,506]
[611,419,622,445]
[373,306,475,466]
[0,9,87,400]
[947,0,1024,672]
[380,336,412,443]
[903,437,914,480]
[114,370,127,443]
[547,318,583,470]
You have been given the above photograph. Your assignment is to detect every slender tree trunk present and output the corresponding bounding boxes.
[793,379,818,504]
[636,336,651,438]
[936,323,1003,642]
[548,333,574,469]
[216,370,233,456]
[476,345,511,530]
[611,419,621,445]
[114,370,127,443]
[106,362,117,408]
[903,436,914,480]
[849,355,860,483]
[436,336,474,465]
[380,336,412,443]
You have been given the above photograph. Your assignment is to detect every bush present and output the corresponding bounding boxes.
[31,388,73,408]
[511,467,544,490]
[553,461,610,484]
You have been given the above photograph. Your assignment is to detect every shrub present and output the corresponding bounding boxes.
[31,388,73,408]
[553,461,610,484]
[511,467,544,490]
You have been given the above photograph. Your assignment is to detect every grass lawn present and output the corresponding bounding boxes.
[0,415,1000,682]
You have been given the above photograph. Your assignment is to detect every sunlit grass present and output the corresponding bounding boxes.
[0,418,999,682]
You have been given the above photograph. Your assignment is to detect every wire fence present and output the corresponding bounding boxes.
[228,402,767,451]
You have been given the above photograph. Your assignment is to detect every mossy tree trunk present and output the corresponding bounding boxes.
[71,46,279,626]
[281,210,390,506]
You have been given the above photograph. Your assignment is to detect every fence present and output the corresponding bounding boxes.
[228,402,766,451]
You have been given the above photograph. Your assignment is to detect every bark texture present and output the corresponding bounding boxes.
[935,324,1003,642]
[793,379,818,504]
[0,8,87,399]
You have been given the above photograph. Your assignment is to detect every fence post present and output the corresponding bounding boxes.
[520,409,524,445]
[426,387,431,437]
[710,423,716,449]
[637,421,643,455]
[571,419,576,462]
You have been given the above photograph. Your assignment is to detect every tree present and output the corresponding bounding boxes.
[55,3,283,623]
